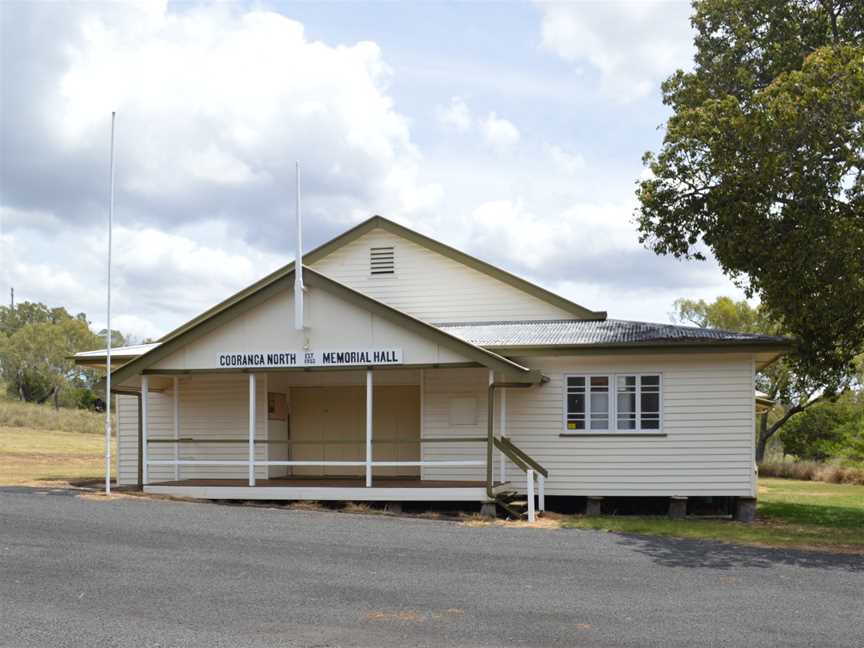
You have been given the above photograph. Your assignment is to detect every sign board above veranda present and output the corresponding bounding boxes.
[217,349,403,369]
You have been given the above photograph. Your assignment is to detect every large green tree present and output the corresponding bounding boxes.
[672,296,862,461]
[0,302,110,408]
[638,1,864,391]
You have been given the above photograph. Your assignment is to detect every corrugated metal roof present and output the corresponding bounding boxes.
[435,319,789,348]
[75,343,161,359]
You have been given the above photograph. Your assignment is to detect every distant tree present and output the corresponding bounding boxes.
[672,297,860,462]
[639,1,864,393]
[0,302,106,408]
[780,399,860,461]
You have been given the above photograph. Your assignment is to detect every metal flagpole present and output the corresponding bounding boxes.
[105,111,116,496]
[294,161,303,330]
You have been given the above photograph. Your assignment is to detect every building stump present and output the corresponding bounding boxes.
[480,502,497,518]
[668,496,688,519]
[734,497,757,523]
[585,496,604,516]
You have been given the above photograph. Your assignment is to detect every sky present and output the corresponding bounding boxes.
[0,0,748,341]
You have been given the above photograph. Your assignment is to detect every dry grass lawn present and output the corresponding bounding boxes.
[0,426,115,485]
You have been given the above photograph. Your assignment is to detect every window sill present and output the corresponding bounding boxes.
[559,433,667,438]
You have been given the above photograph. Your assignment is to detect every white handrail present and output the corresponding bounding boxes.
[146,459,484,467]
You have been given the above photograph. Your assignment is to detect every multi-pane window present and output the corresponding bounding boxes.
[565,374,662,433]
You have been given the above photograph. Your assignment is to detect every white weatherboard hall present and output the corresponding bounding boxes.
[76,216,788,519]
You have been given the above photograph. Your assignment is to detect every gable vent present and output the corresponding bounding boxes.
[370,246,395,275]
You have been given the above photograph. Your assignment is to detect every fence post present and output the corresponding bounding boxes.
[526,469,535,523]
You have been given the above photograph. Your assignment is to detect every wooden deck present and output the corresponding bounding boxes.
[144,476,506,502]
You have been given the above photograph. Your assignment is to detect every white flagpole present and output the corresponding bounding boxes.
[105,111,115,495]
[294,161,303,330]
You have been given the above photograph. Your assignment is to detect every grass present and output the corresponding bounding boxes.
[0,397,108,434]
[0,426,116,484]
[561,478,864,553]
[0,398,115,485]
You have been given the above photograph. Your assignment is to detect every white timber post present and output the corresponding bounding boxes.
[488,369,494,482]
[141,375,149,486]
[419,368,425,480]
[366,369,373,487]
[526,469,535,523]
[173,376,180,481]
[499,388,507,483]
[538,474,545,512]
[264,374,269,479]
[248,373,257,486]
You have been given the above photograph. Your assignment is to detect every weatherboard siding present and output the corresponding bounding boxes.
[310,228,573,323]
[117,394,138,485]
[116,375,268,486]
[117,355,757,496]
[150,286,472,371]
[503,353,757,497]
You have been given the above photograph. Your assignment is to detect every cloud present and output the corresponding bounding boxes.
[480,112,520,153]
[1,1,439,252]
[462,197,736,312]
[436,96,472,132]
[546,144,586,175]
[536,1,695,102]
[2,209,286,340]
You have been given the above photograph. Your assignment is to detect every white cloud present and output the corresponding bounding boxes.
[1,210,286,340]
[546,144,586,175]
[480,112,520,153]
[537,1,695,102]
[436,96,472,132]
[4,1,439,237]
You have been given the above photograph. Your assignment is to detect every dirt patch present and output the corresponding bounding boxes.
[461,511,565,529]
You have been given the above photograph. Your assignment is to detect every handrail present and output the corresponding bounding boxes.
[492,437,532,474]
[148,436,485,445]
[147,438,419,445]
[498,437,549,478]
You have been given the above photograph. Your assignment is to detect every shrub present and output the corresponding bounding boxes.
[759,461,864,486]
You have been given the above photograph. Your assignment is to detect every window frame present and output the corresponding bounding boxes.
[562,372,663,435]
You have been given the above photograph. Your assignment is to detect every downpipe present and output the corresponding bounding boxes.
[486,381,534,500]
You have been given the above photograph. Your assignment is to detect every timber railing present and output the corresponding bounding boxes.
[492,436,548,522]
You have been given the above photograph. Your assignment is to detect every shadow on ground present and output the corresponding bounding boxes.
[613,531,864,572]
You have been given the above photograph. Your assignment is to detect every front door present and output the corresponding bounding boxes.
[290,385,420,478]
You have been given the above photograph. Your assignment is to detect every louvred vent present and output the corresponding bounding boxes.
[370,246,395,275]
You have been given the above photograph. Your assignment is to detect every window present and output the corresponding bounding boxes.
[617,375,661,431]
[565,375,611,431]
[565,373,662,433]
[370,246,395,275]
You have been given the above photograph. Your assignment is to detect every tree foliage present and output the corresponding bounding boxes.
[639,1,864,390]
[780,396,864,461]
[0,302,117,408]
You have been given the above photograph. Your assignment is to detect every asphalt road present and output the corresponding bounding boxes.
[1,487,862,648]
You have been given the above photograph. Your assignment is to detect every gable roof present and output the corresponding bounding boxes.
[157,215,605,343]
[109,266,542,385]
